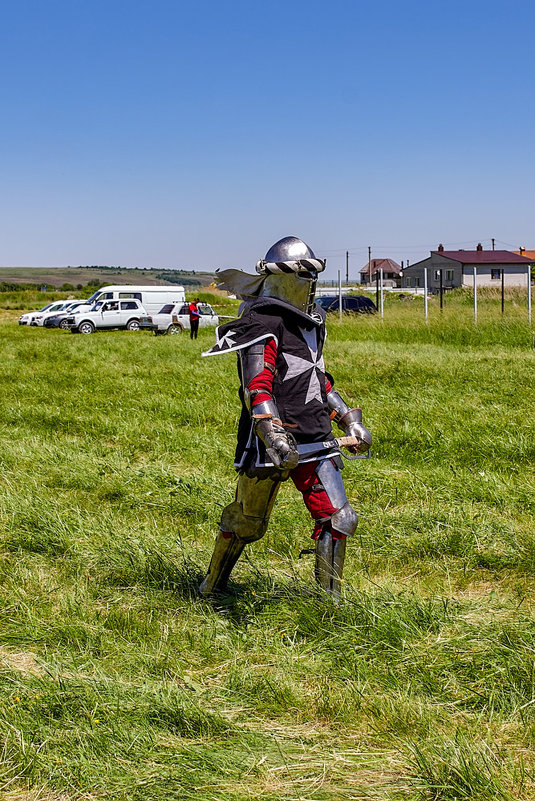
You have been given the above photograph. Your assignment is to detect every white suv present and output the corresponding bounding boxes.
[66,299,147,334]
[139,302,219,335]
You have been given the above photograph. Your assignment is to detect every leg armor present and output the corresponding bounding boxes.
[292,458,358,601]
[315,530,347,603]
[199,473,282,595]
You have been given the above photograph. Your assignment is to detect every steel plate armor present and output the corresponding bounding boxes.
[199,237,371,601]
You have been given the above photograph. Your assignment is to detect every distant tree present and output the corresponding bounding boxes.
[61,283,75,291]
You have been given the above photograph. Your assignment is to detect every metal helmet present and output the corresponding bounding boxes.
[264,236,316,263]
[256,236,325,316]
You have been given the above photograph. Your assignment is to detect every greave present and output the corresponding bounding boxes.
[315,529,346,602]
[198,532,246,595]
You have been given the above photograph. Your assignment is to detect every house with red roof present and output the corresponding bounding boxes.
[359,258,402,287]
[402,244,533,291]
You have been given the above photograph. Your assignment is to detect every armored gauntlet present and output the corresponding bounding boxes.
[327,389,372,454]
[254,415,299,470]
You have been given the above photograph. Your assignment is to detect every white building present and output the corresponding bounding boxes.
[402,244,533,291]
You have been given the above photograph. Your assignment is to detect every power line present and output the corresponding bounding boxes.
[319,237,523,256]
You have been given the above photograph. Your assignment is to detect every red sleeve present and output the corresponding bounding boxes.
[325,377,333,394]
[247,337,277,406]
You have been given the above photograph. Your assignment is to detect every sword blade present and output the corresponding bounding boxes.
[296,436,359,459]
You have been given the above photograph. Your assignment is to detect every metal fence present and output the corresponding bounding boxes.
[331,266,533,324]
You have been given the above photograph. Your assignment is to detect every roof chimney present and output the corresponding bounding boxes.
[520,246,525,255]
[476,243,483,251]
[437,243,444,252]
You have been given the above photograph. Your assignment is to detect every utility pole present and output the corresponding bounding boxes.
[345,251,349,284]
[368,246,371,286]
[492,238,495,251]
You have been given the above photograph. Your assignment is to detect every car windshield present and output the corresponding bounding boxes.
[38,303,54,312]
[158,304,174,314]
[315,297,336,308]
[86,291,102,304]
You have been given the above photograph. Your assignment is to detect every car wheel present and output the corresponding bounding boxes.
[126,319,141,331]
[59,319,70,330]
[78,321,95,334]
[166,323,183,335]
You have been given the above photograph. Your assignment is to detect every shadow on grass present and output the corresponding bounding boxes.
[96,542,203,600]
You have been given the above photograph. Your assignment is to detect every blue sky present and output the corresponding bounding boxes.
[0,0,533,279]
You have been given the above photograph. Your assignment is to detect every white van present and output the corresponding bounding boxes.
[85,285,186,315]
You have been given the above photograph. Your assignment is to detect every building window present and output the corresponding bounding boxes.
[406,277,412,287]
[446,269,454,281]
[491,269,501,280]
[434,270,441,280]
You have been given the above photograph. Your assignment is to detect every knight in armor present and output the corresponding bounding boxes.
[199,236,371,601]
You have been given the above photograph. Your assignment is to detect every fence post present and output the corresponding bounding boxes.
[501,269,505,315]
[473,266,478,324]
[380,268,384,319]
[375,269,379,310]
[529,264,532,325]
[424,267,428,323]
[338,270,342,323]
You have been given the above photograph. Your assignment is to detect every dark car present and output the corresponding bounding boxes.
[315,295,377,314]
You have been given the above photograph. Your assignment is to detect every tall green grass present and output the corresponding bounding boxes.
[0,296,534,799]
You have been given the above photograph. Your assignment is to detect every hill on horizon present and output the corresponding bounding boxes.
[0,265,217,289]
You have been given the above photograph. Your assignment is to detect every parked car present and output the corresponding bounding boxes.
[65,299,147,333]
[33,299,88,327]
[140,302,219,335]
[315,295,377,314]
[19,300,71,326]
[43,300,96,329]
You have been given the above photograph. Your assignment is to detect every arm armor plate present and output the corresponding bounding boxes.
[239,344,298,470]
[240,343,275,411]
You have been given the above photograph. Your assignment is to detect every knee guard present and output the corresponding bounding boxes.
[199,497,269,595]
[224,472,282,542]
[220,500,269,544]
[330,501,358,538]
[307,460,359,538]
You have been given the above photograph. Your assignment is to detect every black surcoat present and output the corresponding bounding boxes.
[204,298,333,470]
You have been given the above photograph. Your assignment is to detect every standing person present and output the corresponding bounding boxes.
[189,298,200,339]
[199,236,371,601]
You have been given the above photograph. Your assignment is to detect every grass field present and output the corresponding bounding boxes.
[1,291,534,800]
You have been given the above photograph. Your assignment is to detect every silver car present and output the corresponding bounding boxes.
[140,302,219,335]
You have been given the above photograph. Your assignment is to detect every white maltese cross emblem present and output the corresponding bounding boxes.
[214,329,237,350]
[282,328,325,404]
